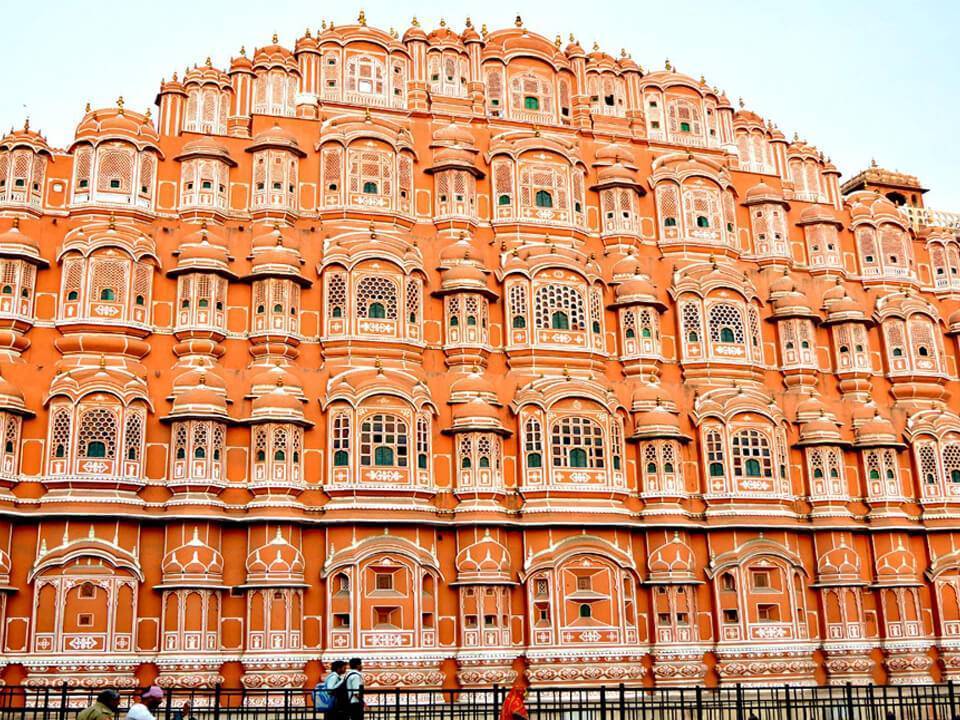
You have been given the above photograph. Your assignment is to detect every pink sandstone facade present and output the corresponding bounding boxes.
[0,12,958,693]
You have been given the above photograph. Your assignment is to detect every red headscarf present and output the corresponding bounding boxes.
[499,681,528,720]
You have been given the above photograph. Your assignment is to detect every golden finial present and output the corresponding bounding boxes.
[304,27,312,38]
[145,108,152,120]
[411,16,420,27]
[390,28,398,38]
[592,41,600,52]
[465,17,473,28]
[205,56,212,67]
[198,373,207,386]
[272,32,279,44]
[23,117,29,132]
[481,24,488,36]
[108,213,116,230]
[514,14,523,27]
[99,354,107,369]
[358,10,366,26]
[569,33,575,43]
[321,20,327,30]
[554,35,562,48]
[620,48,627,58]
[664,58,672,71]
[738,97,744,108]
[239,45,246,56]
[364,107,372,122]
[699,74,706,84]
[871,157,878,167]
[375,359,384,375]
[439,18,446,28]
[11,217,19,230]
[116,96,124,114]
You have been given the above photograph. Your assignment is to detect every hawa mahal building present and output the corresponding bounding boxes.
[0,12,959,694]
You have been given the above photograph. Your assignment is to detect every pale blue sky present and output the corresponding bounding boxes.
[4,0,958,207]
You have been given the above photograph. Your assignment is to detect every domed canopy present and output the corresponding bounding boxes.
[163,370,230,422]
[174,137,237,166]
[0,218,48,267]
[72,102,161,153]
[183,60,232,89]
[244,528,306,587]
[743,181,788,207]
[0,121,52,156]
[455,531,513,584]
[246,124,306,157]
[854,410,904,449]
[0,369,32,417]
[816,542,863,585]
[648,533,697,583]
[169,224,235,278]
[160,527,225,587]
[245,225,310,285]
[246,380,312,427]
[797,203,843,228]
[797,410,848,447]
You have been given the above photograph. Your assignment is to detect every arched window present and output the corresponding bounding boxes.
[551,311,569,330]
[524,96,540,111]
[525,418,543,469]
[363,181,378,194]
[720,327,735,343]
[360,413,408,468]
[664,217,677,227]
[535,190,553,208]
[369,302,385,319]
[551,416,605,469]
[334,450,349,466]
[731,428,773,479]
[696,215,710,228]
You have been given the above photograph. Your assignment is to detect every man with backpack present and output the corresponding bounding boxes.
[334,658,364,720]
[313,660,346,720]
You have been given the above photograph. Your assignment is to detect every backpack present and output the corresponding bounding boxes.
[334,671,362,710]
[313,675,336,711]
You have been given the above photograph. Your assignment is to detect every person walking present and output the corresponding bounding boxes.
[78,689,121,720]
[125,687,164,720]
[313,660,346,720]
[499,681,528,720]
[337,658,364,720]
[172,700,195,720]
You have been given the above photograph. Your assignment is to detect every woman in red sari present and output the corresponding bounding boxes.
[499,681,528,720]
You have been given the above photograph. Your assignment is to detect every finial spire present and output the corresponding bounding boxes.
[358,9,366,25]
[514,14,523,27]
[116,96,124,114]
[272,32,279,44]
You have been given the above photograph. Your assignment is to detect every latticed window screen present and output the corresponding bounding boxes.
[510,73,553,116]
[49,406,72,462]
[346,55,385,95]
[326,273,347,319]
[944,444,960,484]
[332,413,350,460]
[534,284,585,330]
[731,428,773,479]
[507,283,528,329]
[360,413,408,467]
[909,317,940,370]
[519,164,568,212]
[681,301,702,342]
[78,407,118,460]
[356,276,398,319]
[485,66,504,113]
[123,409,144,463]
[708,303,745,344]
[917,441,939,485]
[96,147,134,193]
[90,258,128,307]
[658,184,680,232]
[550,416,605,469]
[405,278,421,323]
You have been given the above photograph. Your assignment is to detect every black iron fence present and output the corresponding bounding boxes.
[1,683,959,720]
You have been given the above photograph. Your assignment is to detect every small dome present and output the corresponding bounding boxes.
[165,370,230,421]
[175,137,236,166]
[648,533,697,581]
[73,103,160,150]
[432,121,476,148]
[245,528,306,585]
[743,181,787,206]
[162,527,225,585]
[246,124,306,157]
[817,542,861,582]
[876,539,918,583]
[798,412,844,445]
[249,384,309,425]
[0,219,46,266]
[854,410,902,448]
[252,37,298,71]
[0,370,28,416]
[183,61,232,89]
[456,531,512,583]
[798,203,842,227]
[0,121,52,155]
